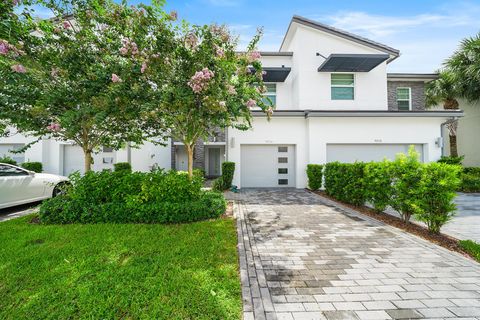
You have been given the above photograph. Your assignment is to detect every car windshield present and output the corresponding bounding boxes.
[0,164,29,177]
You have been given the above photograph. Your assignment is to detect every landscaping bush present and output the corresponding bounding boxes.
[306,164,323,190]
[364,160,394,212]
[0,156,17,165]
[437,155,464,165]
[390,148,425,223]
[211,162,235,192]
[459,240,480,262]
[414,162,461,233]
[21,161,42,173]
[39,170,225,224]
[222,162,235,189]
[113,162,132,172]
[324,162,366,206]
[460,172,480,192]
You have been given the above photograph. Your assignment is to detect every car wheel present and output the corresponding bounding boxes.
[52,182,69,197]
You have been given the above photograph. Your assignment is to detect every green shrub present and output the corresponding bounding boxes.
[212,177,226,192]
[193,168,205,178]
[460,172,480,192]
[21,162,43,173]
[324,162,366,206]
[306,164,323,190]
[0,156,17,165]
[113,162,132,172]
[464,167,480,175]
[364,161,394,212]
[39,170,225,224]
[437,155,464,165]
[221,162,235,189]
[459,240,480,262]
[414,162,461,233]
[390,147,424,223]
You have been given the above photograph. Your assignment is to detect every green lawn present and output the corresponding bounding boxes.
[0,216,241,319]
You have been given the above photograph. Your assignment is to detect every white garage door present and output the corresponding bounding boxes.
[241,145,295,188]
[0,144,25,164]
[63,145,85,175]
[327,144,424,163]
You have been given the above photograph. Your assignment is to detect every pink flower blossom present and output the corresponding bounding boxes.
[227,85,236,95]
[215,46,225,58]
[247,51,261,62]
[63,21,72,29]
[188,68,215,93]
[185,33,198,49]
[266,107,274,116]
[120,38,139,56]
[11,64,26,73]
[119,47,128,55]
[169,11,178,21]
[246,98,257,109]
[111,73,122,83]
[47,122,61,132]
[219,101,226,107]
[53,27,61,34]
[0,40,8,55]
[141,61,147,74]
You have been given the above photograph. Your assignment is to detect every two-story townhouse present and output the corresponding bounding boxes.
[0,15,463,186]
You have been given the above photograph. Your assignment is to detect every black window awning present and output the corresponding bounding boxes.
[249,67,291,82]
[318,54,389,72]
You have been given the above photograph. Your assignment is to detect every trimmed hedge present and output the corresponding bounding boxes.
[114,162,132,172]
[322,147,461,233]
[212,162,235,192]
[21,162,43,173]
[0,156,17,165]
[306,164,323,190]
[460,167,480,192]
[39,170,226,224]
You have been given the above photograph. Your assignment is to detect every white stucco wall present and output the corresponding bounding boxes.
[228,116,446,189]
[280,24,389,111]
[442,101,480,167]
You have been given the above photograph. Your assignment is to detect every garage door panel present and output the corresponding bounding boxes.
[0,144,25,164]
[241,145,295,188]
[326,144,423,163]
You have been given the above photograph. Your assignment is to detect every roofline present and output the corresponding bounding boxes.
[251,110,463,118]
[387,73,439,82]
[280,16,400,62]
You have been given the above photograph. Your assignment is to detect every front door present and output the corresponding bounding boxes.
[208,147,221,176]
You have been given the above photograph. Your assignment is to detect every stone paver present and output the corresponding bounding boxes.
[234,189,480,320]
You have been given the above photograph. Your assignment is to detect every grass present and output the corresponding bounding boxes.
[459,240,480,262]
[0,215,241,319]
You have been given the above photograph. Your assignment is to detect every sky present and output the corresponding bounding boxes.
[28,0,480,73]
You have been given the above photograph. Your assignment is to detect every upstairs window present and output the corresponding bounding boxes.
[396,87,411,111]
[331,74,354,100]
[261,83,276,107]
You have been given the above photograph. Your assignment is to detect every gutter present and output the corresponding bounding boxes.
[251,110,465,118]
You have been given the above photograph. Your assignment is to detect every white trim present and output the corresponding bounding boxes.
[396,87,411,111]
[203,141,226,146]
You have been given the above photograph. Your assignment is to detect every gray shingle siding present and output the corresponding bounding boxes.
[388,81,426,111]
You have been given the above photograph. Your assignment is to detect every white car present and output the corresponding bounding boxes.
[0,163,69,209]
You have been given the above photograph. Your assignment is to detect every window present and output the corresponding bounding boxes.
[396,87,411,111]
[278,157,288,163]
[331,74,354,100]
[278,179,288,185]
[278,146,288,153]
[0,164,29,177]
[278,168,288,174]
[261,83,276,107]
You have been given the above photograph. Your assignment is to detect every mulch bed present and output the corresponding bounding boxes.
[309,189,477,262]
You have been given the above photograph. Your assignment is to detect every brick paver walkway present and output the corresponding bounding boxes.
[235,189,480,320]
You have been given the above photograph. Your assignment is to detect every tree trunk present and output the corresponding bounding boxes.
[83,148,93,172]
[185,143,194,178]
[449,134,458,157]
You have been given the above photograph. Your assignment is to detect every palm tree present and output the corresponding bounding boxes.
[447,33,480,103]
[425,70,460,156]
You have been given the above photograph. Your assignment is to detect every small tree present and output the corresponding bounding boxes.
[425,70,460,156]
[151,23,271,177]
[0,0,176,172]
[391,146,424,223]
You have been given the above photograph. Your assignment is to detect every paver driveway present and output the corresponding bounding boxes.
[235,189,480,320]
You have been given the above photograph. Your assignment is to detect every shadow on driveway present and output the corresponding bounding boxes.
[0,202,41,222]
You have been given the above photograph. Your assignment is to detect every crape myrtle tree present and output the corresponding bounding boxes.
[152,23,272,178]
[0,0,176,172]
